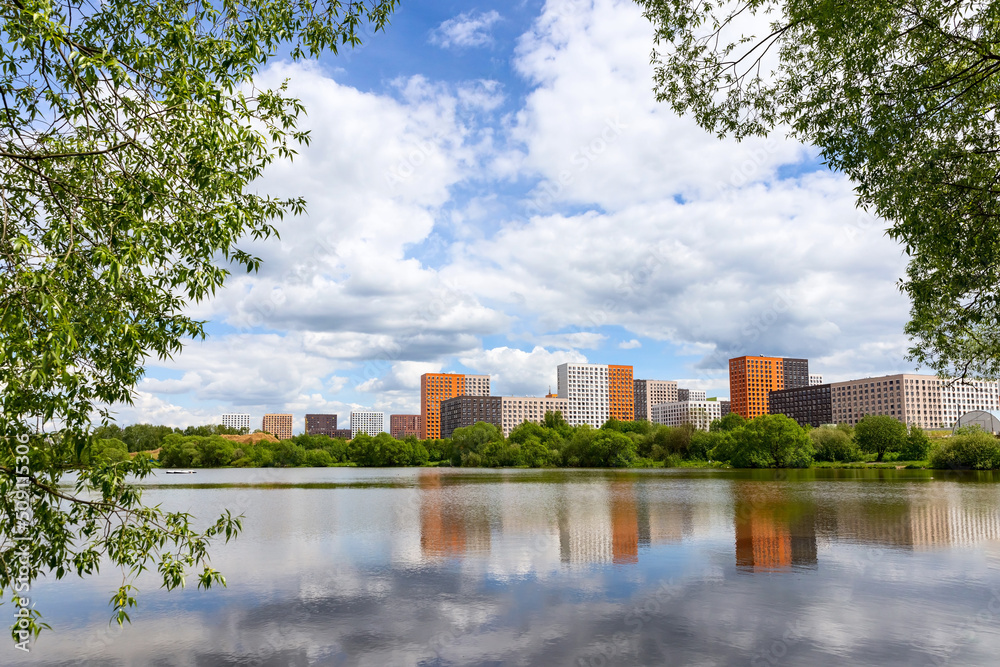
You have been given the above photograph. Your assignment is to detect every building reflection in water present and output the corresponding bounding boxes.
[419,471,490,559]
[733,484,817,572]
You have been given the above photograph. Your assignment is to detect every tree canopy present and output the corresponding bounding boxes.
[637,0,1000,379]
[0,0,398,644]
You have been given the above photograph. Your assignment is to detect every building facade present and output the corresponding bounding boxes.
[390,414,422,439]
[650,400,722,431]
[420,373,491,439]
[557,363,635,428]
[304,414,338,437]
[222,413,251,432]
[633,380,678,422]
[261,414,293,441]
[332,428,353,440]
[677,388,707,402]
[831,374,943,429]
[768,384,833,428]
[350,411,386,438]
[440,396,502,439]
[940,380,1000,428]
[719,400,731,417]
[809,374,824,386]
[500,396,569,436]
[729,355,810,420]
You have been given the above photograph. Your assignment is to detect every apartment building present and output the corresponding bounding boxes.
[261,414,293,441]
[500,396,569,436]
[768,384,833,428]
[420,373,491,439]
[440,396,502,439]
[940,379,1000,428]
[350,411,386,438]
[809,374,824,386]
[650,400,722,431]
[719,400,731,417]
[633,379,678,422]
[389,414,422,439]
[831,374,942,429]
[304,414,338,437]
[332,429,353,440]
[678,388,707,402]
[557,363,634,428]
[729,355,809,419]
[221,413,251,432]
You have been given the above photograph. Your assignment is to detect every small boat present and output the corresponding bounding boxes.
[165,470,197,474]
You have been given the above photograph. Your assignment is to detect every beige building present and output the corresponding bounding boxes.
[500,396,569,436]
[650,400,721,431]
[831,374,943,429]
[261,413,293,441]
[633,379,678,421]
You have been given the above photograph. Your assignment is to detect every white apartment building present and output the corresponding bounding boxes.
[809,374,824,386]
[677,388,707,402]
[831,374,943,429]
[500,396,569,436]
[650,400,722,431]
[940,379,1000,427]
[634,379,678,421]
[350,411,386,438]
[464,375,491,396]
[221,413,251,432]
[557,363,609,428]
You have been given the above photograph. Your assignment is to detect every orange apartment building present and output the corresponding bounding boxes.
[729,355,809,419]
[608,364,635,421]
[420,372,491,439]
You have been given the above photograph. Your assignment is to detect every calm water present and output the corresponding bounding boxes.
[8,467,1000,666]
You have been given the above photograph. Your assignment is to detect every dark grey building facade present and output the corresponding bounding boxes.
[305,413,338,437]
[782,358,810,390]
[768,383,832,428]
[440,395,502,439]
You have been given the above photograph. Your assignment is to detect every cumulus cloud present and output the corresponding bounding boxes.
[619,339,641,350]
[459,346,587,397]
[431,11,502,49]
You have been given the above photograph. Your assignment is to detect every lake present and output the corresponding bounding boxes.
[7,467,1000,666]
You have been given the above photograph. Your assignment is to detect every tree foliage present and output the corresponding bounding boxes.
[637,0,1000,379]
[854,415,908,462]
[0,0,399,643]
[712,414,813,468]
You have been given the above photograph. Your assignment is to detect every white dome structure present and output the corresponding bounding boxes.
[952,410,1000,435]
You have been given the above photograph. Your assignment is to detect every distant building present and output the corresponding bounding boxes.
[831,374,940,429]
[729,356,810,419]
[420,373,491,439]
[222,413,251,432]
[719,400,731,417]
[940,379,1000,428]
[809,374,824,386]
[768,384,833,428]
[557,363,634,428]
[678,388,707,402]
[650,400,721,431]
[261,414,293,441]
[332,428,353,440]
[500,396,569,436]
[351,411,386,438]
[390,414,422,439]
[305,414,338,437]
[440,396,502,439]
[633,380,678,422]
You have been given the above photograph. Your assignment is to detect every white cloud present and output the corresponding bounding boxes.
[619,339,641,350]
[431,11,502,49]
[459,346,587,397]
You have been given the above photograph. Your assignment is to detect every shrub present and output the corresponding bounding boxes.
[810,427,862,462]
[930,432,1000,470]
[899,426,932,461]
[717,414,813,468]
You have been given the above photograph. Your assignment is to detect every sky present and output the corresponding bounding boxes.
[117,0,918,431]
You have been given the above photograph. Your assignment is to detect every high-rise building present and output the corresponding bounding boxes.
[332,428,353,440]
[729,355,810,419]
[305,413,338,437]
[390,414,422,439]
[420,373,490,439]
[261,414,293,441]
[940,379,1000,428]
[633,380,678,422]
[768,384,833,427]
[221,413,251,432]
[831,374,938,428]
[500,396,569,436]
[650,400,721,431]
[350,411,386,438]
[809,374,824,386]
[677,388,707,402]
[557,363,634,428]
[440,396,502,439]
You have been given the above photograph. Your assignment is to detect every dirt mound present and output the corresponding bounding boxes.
[221,432,279,445]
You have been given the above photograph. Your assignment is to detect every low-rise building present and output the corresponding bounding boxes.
[650,400,722,431]
[500,396,569,436]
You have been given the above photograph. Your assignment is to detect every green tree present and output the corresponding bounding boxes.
[900,426,933,461]
[720,414,813,468]
[450,422,504,466]
[637,0,1000,379]
[930,430,1000,470]
[0,0,398,642]
[854,415,908,462]
[810,427,862,463]
[710,413,747,433]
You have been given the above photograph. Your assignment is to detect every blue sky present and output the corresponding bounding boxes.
[122,0,916,431]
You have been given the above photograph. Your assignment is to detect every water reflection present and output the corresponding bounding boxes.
[733,484,818,571]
